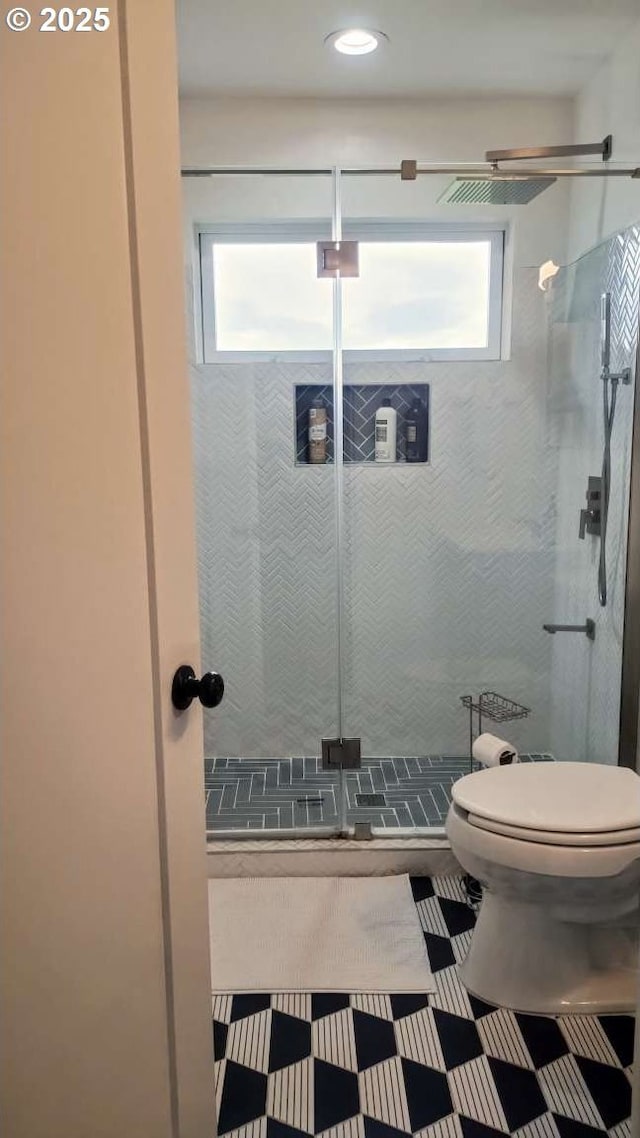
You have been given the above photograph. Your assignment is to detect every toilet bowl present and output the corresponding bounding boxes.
[446,761,640,1014]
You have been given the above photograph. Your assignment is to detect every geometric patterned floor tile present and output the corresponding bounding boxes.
[312,1008,358,1073]
[430,964,476,1020]
[415,1116,464,1138]
[476,1008,535,1070]
[226,1121,268,1138]
[267,1059,313,1134]
[351,994,394,1021]
[538,1056,606,1130]
[487,1057,547,1132]
[552,1117,607,1138]
[359,1056,411,1133]
[353,1009,397,1071]
[214,994,234,1024]
[269,1012,311,1073]
[316,1059,360,1133]
[448,1055,509,1132]
[433,1008,483,1070]
[573,1058,631,1130]
[322,1119,365,1138]
[559,1019,624,1069]
[423,932,457,974]
[416,895,452,938]
[213,877,634,1137]
[312,993,351,1021]
[403,1057,453,1132]
[229,1009,272,1073]
[273,994,313,1021]
[362,1115,409,1138]
[512,1115,561,1138]
[450,929,474,965]
[219,1061,268,1134]
[267,1123,311,1138]
[389,993,430,1020]
[608,1123,631,1138]
[515,1015,569,1070]
[597,1017,635,1069]
[395,1007,446,1071]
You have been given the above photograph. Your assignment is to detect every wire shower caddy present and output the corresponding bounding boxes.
[460,691,530,771]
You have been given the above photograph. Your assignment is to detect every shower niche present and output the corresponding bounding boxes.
[294,383,430,465]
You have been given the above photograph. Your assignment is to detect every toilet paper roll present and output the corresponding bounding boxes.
[472,733,519,767]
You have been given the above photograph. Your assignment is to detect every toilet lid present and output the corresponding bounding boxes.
[451,761,640,834]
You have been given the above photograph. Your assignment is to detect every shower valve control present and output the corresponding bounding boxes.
[579,476,602,539]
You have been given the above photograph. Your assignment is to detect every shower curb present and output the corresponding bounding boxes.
[206,837,460,878]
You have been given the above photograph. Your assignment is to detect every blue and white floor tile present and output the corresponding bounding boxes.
[212,877,634,1138]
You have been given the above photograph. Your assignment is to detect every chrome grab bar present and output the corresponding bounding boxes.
[543,620,595,641]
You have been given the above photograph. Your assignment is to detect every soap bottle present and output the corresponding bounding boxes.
[308,397,328,464]
[374,397,397,463]
[405,397,428,462]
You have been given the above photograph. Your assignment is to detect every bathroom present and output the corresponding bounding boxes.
[178,2,640,1135]
[2,3,640,1137]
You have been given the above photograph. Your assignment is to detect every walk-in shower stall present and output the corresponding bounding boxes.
[182,158,640,839]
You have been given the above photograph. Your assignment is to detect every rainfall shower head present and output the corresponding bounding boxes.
[438,175,557,205]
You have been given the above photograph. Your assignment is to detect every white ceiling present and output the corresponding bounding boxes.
[177,0,640,99]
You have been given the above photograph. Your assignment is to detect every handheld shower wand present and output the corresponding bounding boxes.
[596,293,631,607]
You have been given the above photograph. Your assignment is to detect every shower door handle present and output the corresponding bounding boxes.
[171,665,225,710]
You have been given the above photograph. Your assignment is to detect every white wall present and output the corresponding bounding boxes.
[568,18,640,260]
[180,95,573,266]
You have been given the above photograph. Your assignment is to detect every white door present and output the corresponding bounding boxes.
[0,3,214,1136]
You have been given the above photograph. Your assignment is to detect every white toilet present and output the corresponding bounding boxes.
[446,761,640,1015]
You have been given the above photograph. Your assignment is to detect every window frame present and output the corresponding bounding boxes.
[197,220,505,364]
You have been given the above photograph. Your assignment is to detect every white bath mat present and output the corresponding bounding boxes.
[208,874,435,994]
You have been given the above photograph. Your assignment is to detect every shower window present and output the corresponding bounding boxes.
[198,222,505,362]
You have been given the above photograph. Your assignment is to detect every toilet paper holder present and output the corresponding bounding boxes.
[460,691,530,772]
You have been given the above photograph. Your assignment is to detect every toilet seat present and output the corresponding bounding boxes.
[452,761,640,837]
[447,802,640,879]
[466,812,640,846]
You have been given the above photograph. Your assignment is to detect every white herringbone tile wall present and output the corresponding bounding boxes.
[190,267,560,758]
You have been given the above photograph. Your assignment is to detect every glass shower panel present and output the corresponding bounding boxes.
[336,173,638,836]
[183,172,343,836]
[545,226,639,764]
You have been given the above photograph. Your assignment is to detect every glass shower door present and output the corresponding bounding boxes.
[334,171,639,837]
[184,171,345,836]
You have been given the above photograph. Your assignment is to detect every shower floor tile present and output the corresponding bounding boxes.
[204,754,555,833]
[212,875,633,1137]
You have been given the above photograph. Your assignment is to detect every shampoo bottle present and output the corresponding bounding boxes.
[374,397,397,463]
[308,397,328,464]
[405,397,428,462]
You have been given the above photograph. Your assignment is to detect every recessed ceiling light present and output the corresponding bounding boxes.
[325,28,387,55]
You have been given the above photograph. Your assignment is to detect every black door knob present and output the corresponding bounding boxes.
[171,665,224,711]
